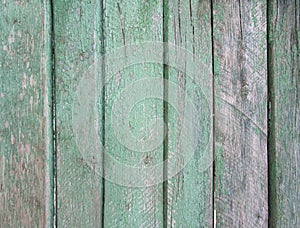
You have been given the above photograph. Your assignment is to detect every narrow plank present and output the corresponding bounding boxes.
[213,0,268,226]
[268,0,300,226]
[53,0,103,226]
[166,0,213,226]
[0,0,53,226]
[103,0,164,227]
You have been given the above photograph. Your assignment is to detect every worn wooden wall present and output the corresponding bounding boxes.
[0,0,299,227]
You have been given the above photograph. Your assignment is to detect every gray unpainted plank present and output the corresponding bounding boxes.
[213,0,268,226]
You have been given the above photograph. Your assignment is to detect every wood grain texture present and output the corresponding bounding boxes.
[166,0,213,226]
[268,0,300,226]
[213,0,268,226]
[0,0,53,226]
[1,1,298,227]
[53,0,103,226]
[103,0,164,227]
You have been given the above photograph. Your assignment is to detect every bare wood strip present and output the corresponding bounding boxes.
[213,0,268,226]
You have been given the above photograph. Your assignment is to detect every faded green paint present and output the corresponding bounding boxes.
[1,1,299,227]
[213,0,268,226]
[0,0,53,226]
[53,0,103,226]
[268,1,300,226]
[166,0,213,226]
[103,0,164,227]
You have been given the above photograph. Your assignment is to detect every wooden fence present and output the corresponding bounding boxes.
[0,0,299,227]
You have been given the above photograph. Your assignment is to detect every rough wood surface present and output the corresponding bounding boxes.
[268,0,300,226]
[103,0,164,227]
[166,0,213,226]
[213,0,268,226]
[0,0,53,226]
[1,1,299,226]
[53,0,103,226]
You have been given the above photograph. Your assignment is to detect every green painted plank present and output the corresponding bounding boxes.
[213,0,268,226]
[53,0,103,226]
[0,0,53,226]
[268,0,300,226]
[166,0,213,226]
[103,0,164,227]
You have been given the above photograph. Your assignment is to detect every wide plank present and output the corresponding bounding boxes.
[53,0,103,226]
[166,0,213,226]
[0,0,53,226]
[102,0,164,227]
[213,0,268,226]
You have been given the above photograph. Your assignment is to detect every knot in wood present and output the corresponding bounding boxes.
[241,81,249,98]
[144,154,153,166]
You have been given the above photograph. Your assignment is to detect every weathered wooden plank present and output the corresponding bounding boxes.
[268,0,300,226]
[213,0,268,226]
[0,0,53,226]
[103,0,164,227]
[166,0,213,226]
[53,0,103,226]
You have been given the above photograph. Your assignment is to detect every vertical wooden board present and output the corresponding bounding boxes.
[53,0,103,226]
[268,1,300,226]
[166,0,213,226]
[0,0,53,226]
[213,0,268,226]
[103,0,164,227]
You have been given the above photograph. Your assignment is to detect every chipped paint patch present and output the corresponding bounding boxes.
[11,133,15,145]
